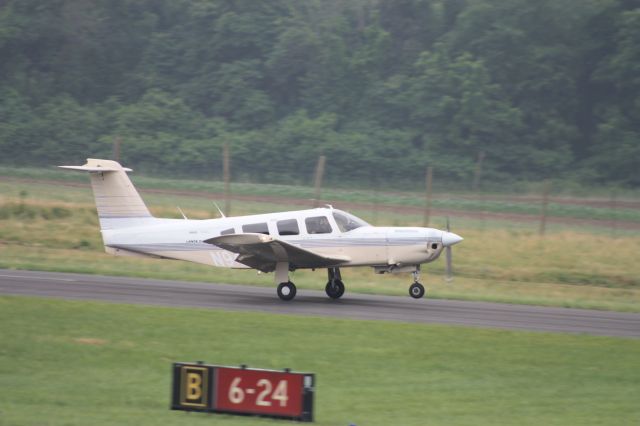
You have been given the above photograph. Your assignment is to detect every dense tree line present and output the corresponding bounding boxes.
[0,0,638,187]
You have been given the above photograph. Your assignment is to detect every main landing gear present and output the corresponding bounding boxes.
[275,263,346,301]
[275,262,297,301]
[325,267,345,299]
[409,268,426,299]
[277,281,296,301]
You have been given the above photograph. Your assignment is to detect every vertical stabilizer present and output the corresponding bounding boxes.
[59,159,155,229]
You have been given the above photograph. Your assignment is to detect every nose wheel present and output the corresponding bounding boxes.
[277,281,297,301]
[409,268,426,299]
[409,282,425,299]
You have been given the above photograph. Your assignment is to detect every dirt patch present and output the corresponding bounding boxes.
[73,337,108,345]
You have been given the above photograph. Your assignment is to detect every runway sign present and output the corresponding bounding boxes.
[171,362,315,422]
[173,364,212,410]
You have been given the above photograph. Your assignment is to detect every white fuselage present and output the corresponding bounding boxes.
[102,208,445,270]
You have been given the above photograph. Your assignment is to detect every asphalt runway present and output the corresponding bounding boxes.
[1,269,639,338]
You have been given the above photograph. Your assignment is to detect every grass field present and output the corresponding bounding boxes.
[1,169,640,425]
[1,296,639,425]
[1,175,640,312]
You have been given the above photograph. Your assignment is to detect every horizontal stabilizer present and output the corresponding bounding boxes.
[204,233,349,272]
[58,165,132,172]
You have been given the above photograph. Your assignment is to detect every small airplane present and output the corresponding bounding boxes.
[60,159,463,301]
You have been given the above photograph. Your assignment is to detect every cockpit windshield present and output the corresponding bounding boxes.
[332,210,369,232]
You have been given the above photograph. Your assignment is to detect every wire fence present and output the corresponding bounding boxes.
[101,141,640,235]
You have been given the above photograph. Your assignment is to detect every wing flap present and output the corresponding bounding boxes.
[204,234,349,272]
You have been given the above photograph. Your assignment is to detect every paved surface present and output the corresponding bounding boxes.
[1,269,639,338]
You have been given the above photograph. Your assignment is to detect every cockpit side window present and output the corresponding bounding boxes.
[220,228,235,235]
[332,211,367,232]
[305,216,332,234]
[277,219,299,236]
[242,222,269,235]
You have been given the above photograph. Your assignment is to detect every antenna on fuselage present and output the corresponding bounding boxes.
[213,202,226,218]
[176,206,188,220]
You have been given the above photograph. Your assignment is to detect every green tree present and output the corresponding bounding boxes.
[588,6,640,185]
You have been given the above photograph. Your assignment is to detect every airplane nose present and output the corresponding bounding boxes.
[441,231,463,247]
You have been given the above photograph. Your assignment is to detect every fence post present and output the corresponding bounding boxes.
[113,136,122,163]
[423,166,433,227]
[223,143,231,216]
[538,179,552,236]
[472,151,485,191]
[313,155,326,208]
[610,189,618,238]
[373,175,380,225]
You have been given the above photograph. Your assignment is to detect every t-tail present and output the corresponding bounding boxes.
[59,158,157,230]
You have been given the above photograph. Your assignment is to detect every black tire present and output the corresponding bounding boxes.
[409,282,425,299]
[277,281,297,301]
[325,279,345,299]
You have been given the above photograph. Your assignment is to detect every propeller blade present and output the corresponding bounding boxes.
[445,246,453,282]
[444,216,454,282]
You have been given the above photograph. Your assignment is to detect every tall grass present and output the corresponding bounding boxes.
[2,166,639,223]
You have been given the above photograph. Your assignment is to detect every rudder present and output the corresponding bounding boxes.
[59,158,155,229]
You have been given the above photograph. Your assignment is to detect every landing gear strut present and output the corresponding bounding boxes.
[325,267,345,299]
[409,268,425,299]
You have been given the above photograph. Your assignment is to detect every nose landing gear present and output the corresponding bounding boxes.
[409,282,425,298]
[409,268,426,299]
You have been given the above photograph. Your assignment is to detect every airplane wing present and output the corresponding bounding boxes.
[203,233,349,272]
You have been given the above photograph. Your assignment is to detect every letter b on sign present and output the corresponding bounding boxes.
[173,365,210,410]
[186,372,202,400]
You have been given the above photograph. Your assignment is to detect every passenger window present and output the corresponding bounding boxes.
[277,219,299,236]
[242,223,269,235]
[220,228,235,235]
[305,216,332,234]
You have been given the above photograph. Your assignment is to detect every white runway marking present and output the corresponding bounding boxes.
[0,273,76,282]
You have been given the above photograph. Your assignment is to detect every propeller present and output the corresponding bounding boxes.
[441,216,463,282]
[445,217,453,282]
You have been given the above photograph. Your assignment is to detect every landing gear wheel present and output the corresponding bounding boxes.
[325,279,345,299]
[409,282,425,299]
[277,281,297,301]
